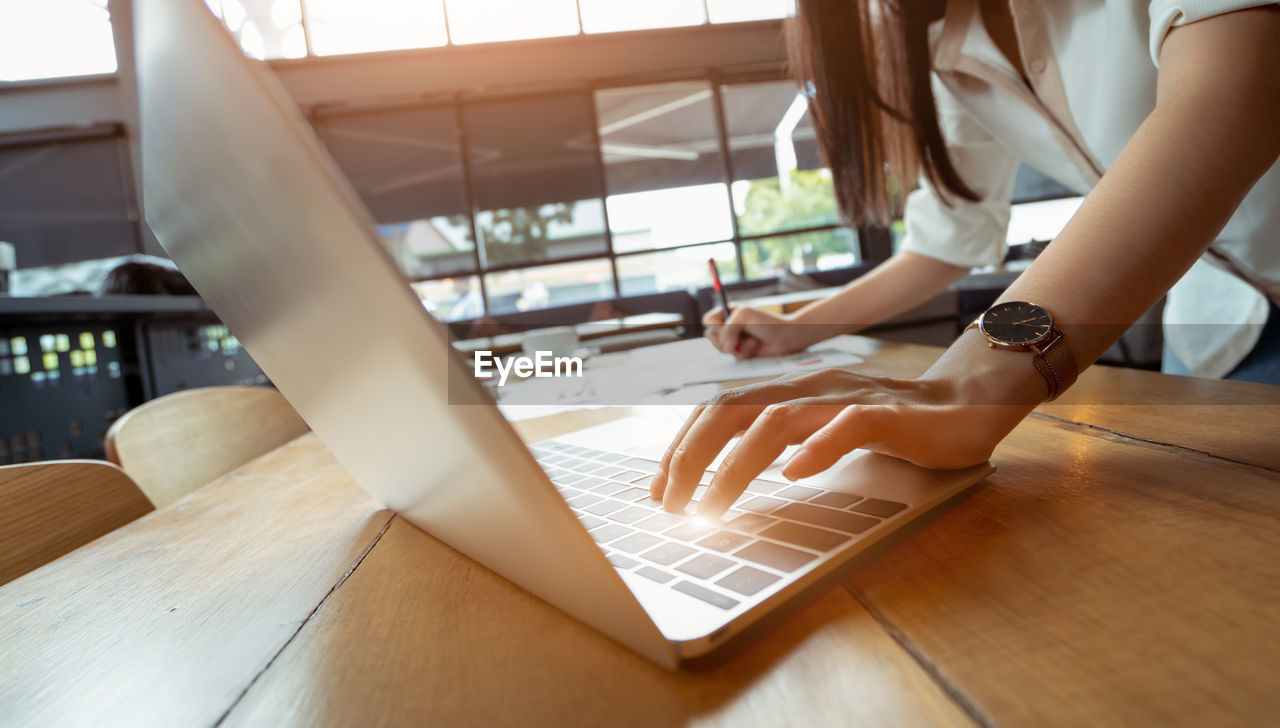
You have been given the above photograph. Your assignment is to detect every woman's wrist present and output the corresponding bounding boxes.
[923,328,1051,408]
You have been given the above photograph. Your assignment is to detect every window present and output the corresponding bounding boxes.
[617,242,738,297]
[595,81,732,253]
[462,94,608,267]
[317,107,474,278]
[1007,197,1084,247]
[0,128,139,286]
[721,80,840,238]
[742,228,858,280]
[0,0,117,81]
[706,0,794,23]
[444,0,580,44]
[303,0,448,55]
[578,1,705,34]
[485,259,615,314]
[206,0,308,60]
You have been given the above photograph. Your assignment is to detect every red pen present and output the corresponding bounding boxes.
[708,258,741,353]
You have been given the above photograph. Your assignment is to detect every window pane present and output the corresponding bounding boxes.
[302,0,447,55]
[445,0,579,44]
[206,0,307,60]
[317,107,474,277]
[742,228,858,280]
[616,242,738,297]
[1007,197,1084,246]
[485,259,615,315]
[463,94,608,266]
[0,0,117,81]
[707,0,793,23]
[579,0,705,33]
[413,276,485,321]
[722,80,839,236]
[0,133,137,271]
[596,82,732,252]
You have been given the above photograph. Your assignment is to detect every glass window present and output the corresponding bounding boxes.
[579,1,705,34]
[742,228,859,280]
[595,82,732,252]
[616,242,739,297]
[206,0,308,60]
[0,0,117,81]
[0,131,138,273]
[485,259,616,314]
[302,0,448,55]
[317,107,474,278]
[463,94,608,267]
[444,0,579,45]
[413,276,485,321]
[721,80,840,237]
[706,0,794,23]
[1007,197,1084,246]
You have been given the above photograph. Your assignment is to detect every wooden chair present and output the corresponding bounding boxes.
[0,460,154,585]
[106,386,310,508]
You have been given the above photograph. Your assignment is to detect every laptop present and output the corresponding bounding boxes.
[133,0,994,668]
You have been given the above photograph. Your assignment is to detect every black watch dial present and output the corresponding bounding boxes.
[979,301,1053,346]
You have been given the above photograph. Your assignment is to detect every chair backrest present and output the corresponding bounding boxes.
[105,386,309,508]
[0,460,154,585]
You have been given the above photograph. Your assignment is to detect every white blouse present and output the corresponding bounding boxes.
[899,0,1279,378]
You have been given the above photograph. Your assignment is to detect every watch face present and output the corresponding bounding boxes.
[979,301,1053,346]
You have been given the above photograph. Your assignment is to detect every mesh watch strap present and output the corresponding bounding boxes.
[1033,329,1078,400]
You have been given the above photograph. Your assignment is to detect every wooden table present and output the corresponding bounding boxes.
[452,312,686,355]
[4,337,1280,727]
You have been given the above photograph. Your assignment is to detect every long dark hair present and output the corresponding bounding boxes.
[790,0,978,226]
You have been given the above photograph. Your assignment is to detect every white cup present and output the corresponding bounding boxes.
[521,326,579,359]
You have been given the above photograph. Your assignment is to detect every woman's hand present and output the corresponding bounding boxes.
[703,306,811,359]
[650,334,1046,518]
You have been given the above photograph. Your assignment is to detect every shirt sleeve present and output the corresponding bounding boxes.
[1148,0,1280,66]
[897,80,1021,270]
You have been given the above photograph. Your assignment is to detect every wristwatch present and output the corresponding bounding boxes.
[966,301,1078,400]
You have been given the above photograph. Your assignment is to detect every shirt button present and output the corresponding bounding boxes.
[1030,59,1047,74]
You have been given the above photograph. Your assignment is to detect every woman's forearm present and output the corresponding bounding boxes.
[790,251,969,338]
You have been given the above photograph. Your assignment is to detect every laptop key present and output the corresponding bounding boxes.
[583,499,628,516]
[576,448,608,459]
[852,498,909,518]
[614,469,646,482]
[621,457,660,473]
[671,581,739,610]
[610,506,653,524]
[554,472,588,486]
[636,566,675,584]
[663,520,718,542]
[634,512,683,533]
[696,530,753,553]
[676,553,736,580]
[735,541,817,572]
[745,479,784,495]
[566,493,602,509]
[616,487,651,502]
[775,485,821,501]
[640,542,697,566]
[715,566,781,597]
[612,532,663,554]
[589,464,625,477]
[590,524,633,544]
[760,522,850,552]
[589,480,630,496]
[607,553,640,570]
[809,491,861,509]
[739,496,785,514]
[577,514,606,531]
[775,503,879,534]
[723,512,776,533]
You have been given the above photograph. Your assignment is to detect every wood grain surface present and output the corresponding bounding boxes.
[105,385,310,508]
[3,335,1278,727]
[0,460,154,585]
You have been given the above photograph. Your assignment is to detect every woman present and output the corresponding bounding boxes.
[650,0,1280,518]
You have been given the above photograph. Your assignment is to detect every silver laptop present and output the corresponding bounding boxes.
[134,0,993,668]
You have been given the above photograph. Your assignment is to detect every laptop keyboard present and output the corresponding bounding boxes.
[532,441,908,612]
